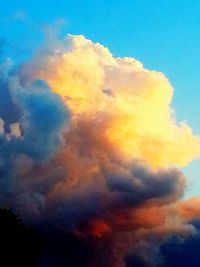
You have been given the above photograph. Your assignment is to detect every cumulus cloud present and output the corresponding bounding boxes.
[160,220,200,267]
[0,62,69,220]
[0,34,200,266]
[19,34,200,169]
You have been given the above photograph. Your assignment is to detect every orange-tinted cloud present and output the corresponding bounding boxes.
[0,34,199,267]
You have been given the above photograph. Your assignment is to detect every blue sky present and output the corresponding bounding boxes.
[1,0,200,197]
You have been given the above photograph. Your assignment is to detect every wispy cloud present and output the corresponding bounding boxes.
[13,9,29,22]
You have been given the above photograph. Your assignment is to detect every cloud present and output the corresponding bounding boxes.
[19,34,200,168]
[13,10,29,22]
[0,34,200,266]
[0,62,69,220]
[160,220,200,267]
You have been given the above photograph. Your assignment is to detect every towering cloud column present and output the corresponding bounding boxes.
[0,34,200,267]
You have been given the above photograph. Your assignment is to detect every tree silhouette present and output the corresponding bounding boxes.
[0,208,46,267]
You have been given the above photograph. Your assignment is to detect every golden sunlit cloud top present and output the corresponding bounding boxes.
[21,34,200,168]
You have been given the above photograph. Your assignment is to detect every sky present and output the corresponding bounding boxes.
[1,1,200,266]
[1,1,200,194]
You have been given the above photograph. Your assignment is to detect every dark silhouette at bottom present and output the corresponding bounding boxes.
[0,208,46,267]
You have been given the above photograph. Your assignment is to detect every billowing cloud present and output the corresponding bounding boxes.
[160,220,200,267]
[0,34,200,266]
[19,34,200,168]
